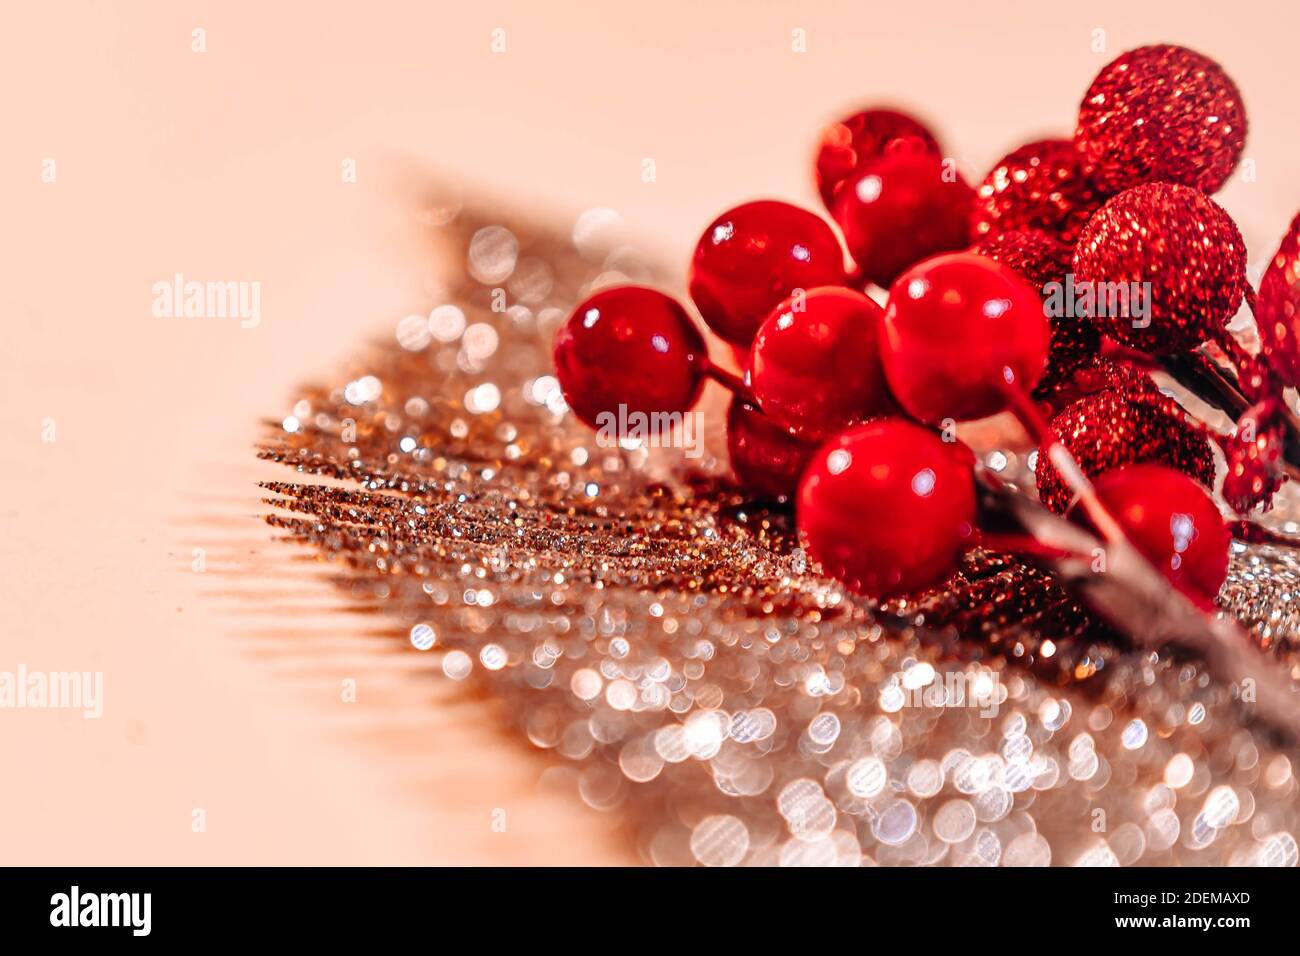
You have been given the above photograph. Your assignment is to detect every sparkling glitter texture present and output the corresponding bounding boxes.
[1218,400,1288,515]
[1033,366,1216,515]
[1075,44,1247,195]
[1257,212,1300,389]
[970,229,1098,400]
[972,139,1105,246]
[259,194,1300,867]
[1073,183,1247,354]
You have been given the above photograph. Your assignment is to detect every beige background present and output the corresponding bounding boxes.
[2,1,1297,864]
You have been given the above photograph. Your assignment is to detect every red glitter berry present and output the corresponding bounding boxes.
[970,229,1072,294]
[832,150,975,289]
[1256,212,1300,389]
[726,398,816,500]
[1033,366,1216,514]
[797,419,977,598]
[972,138,1105,245]
[1072,183,1247,354]
[1075,44,1247,195]
[750,286,893,441]
[880,252,1050,423]
[1068,464,1229,609]
[553,286,706,430]
[814,107,941,209]
[1218,400,1288,515]
[689,200,847,347]
[970,229,1099,400]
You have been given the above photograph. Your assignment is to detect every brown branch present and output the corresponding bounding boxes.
[977,472,1300,740]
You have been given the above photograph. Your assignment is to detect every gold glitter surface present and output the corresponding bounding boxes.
[257,193,1300,866]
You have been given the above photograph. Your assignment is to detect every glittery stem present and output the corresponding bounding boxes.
[1229,519,1300,546]
[1161,347,1300,480]
[1099,336,1163,372]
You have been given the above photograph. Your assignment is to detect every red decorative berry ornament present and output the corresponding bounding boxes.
[1073,183,1247,354]
[972,138,1104,245]
[689,200,847,347]
[726,399,816,499]
[750,286,892,440]
[1075,44,1247,195]
[832,151,975,289]
[880,252,1050,423]
[814,107,941,208]
[1256,212,1300,389]
[1218,399,1288,515]
[1068,464,1229,609]
[546,42,1300,644]
[1034,367,1216,514]
[797,420,977,598]
[553,286,706,430]
[969,228,1072,294]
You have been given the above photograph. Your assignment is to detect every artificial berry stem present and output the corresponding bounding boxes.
[1158,351,1250,418]
[1229,519,1300,546]
[1161,346,1300,480]
[702,360,756,405]
[1098,336,1163,372]
[976,530,1081,562]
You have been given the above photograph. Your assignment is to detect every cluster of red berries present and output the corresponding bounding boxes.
[554,44,1297,611]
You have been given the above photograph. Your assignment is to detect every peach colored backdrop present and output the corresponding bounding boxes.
[2,0,1296,864]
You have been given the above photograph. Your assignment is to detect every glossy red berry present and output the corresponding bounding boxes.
[832,150,975,289]
[553,286,706,430]
[797,420,977,598]
[726,399,816,500]
[814,107,941,209]
[750,287,893,441]
[689,200,847,347]
[1067,464,1229,608]
[880,252,1050,423]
